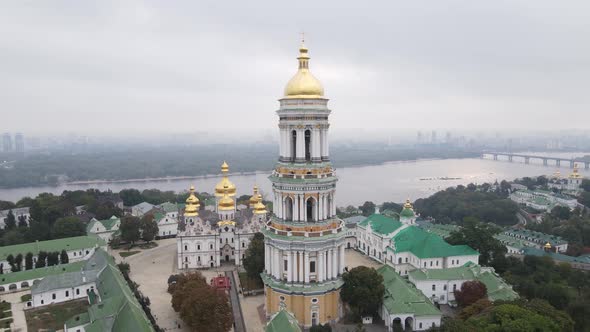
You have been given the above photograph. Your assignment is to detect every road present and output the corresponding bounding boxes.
[225,271,247,332]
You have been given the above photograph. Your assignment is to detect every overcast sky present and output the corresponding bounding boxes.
[1,1,589,137]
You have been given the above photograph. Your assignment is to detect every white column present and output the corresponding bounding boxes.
[289,251,295,282]
[303,196,307,222]
[332,247,338,278]
[317,250,323,282]
[331,192,336,216]
[279,128,284,158]
[320,129,326,159]
[312,129,321,161]
[327,249,332,279]
[299,195,305,222]
[340,245,345,274]
[296,129,305,161]
[325,251,329,280]
[298,251,304,282]
[274,248,280,279]
[304,252,310,283]
[265,244,270,273]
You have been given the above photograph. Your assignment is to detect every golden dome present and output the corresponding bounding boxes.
[218,186,236,211]
[249,186,260,207]
[569,163,582,179]
[252,194,266,214]
[544,242,552,249]
[403,199,413,210]
[283,41,324,99]
[215,161,237,197]
[184,185,200,217]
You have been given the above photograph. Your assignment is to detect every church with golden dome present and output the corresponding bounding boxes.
[176,161,267,269]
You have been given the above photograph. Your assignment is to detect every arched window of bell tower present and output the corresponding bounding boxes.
[306,197,316,222]
[304,130,311,162]
[291,130,297,162]
[284,196,293,221]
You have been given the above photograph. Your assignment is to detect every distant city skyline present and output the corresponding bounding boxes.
[2,1,590,135]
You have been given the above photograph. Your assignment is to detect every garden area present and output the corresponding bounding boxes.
[25,299,88,331]
[238,272,264,292]
[0,301,12,330]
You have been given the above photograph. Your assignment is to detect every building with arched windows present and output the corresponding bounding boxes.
[176,164,267,269]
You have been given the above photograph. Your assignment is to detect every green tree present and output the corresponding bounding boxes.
[4,210,16,230]
[381,202,402,213]
[60,250,69,264]
[446,217,506,266]
[242,233,265,279]
[341,266,384,320]
[14,253,23,271]
[51,217,86,239]
[580,179,590,192]
[120,215,141,245]
[170,272,233,332]
[35,251,47,268]
[140,214,159,243]
[551,206,571,220]
[47,251,59,266]
[454,280,487,307]
[17,215,28,227]
[0,201,16,210]
[310,324,332,332]
[25,252,33,270]
[119,189,143,206]
[358,201,376,216]
[6,254,15,272]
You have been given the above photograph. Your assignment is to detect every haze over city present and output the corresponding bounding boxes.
[2,0,590,138]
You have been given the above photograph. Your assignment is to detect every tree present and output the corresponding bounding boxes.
[170,272,233,332]
[119,189,143,206]
[243,233,265,279]
[35,251,47,268]
[341,266,384,319]
[381,202,402,213]
[51,217,86,239]
[446,217,506,266]
[47,251,59,266]
[140,214,159,243]
[0,201,16,210]
[454,280,487,307]
[4,210,16,230]
[6,254,15,272]
[551,206,571,220]
[25,252,33,270]
[60,250,69,264]
[580,179,590,192]
[310,324,332,332]
[120,216,141,245]
[358,201,376,216]
[17,215,28,228]
[14,254,23,271]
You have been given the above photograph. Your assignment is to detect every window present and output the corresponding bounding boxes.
[405,257,408,263]
[436,260,439,266]
[184,245,188,251]
[198,256,200,261]
[443,285,447,291]
[284,260,288,271]
[432,284,436,291]
[423,262,426,267]
[185,257,188,262]
[197,245,201,250]
[210,244,213,249]
[76,288,80,295]
[220,239,223,244]
[430,261,433,267]
[52,293,56,300]
[279,296,285,301]
[242,243,245,248]
[41,300,44,305]
[210,256,213,261]
[65,290,69,297]
[453,284,457,291]
[310,261,316,273]
[419,323,422,329]
[311,298,318,303]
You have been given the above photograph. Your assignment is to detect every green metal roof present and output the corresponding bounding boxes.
[0,235,106,261]
[416,221,461,239]
[400,208,415,218]
[378,265,441,317]
[265,309,301,332]
[87,216,120,233]
[408,262,478,281]
[392,226,478,259]
[0,261,86,286]
[358,214,403,235]
[159,202,179,213]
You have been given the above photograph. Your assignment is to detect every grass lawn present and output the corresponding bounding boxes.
[238,272,264,291]
[0,302,10,311]
[0,318,13,329]
[120,250,141,258]
[25,299,89,332]
[21,294,32,302]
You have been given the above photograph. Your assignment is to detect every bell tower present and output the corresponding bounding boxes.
[262,40,346,328]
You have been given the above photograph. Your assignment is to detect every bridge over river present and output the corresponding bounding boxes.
[482,152,590,169]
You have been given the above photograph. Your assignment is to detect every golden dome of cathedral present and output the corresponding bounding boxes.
[184,185,200,217]
[283,41,324,99]
[253,194,267,215]
[218,186,236,211]
[249,186,260,207]
[215,161,237,197]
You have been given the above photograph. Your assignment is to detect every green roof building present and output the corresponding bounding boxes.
[377,265,441,331]
[265,309,302,332]
[408,262,518,305]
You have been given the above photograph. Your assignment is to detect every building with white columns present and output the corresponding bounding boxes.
[262,41,347,328]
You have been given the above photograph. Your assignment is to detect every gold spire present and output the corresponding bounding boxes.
[184,185,200,217]
[215,161,237,197]
[218,186,236,211]
[544,242,552,249]
[253,192,267,215]
[249,185,260,208]
[283,37,324,99]
[569,163,582,179]
[403,199,413,210]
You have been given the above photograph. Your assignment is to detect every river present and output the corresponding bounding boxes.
[1,152,588,206]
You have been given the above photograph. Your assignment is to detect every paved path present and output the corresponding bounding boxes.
[226,271,246,332]
[1,291,28,332]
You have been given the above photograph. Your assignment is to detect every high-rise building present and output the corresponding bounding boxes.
[2,133,12,152]
[262,42,346,327]
[14,133,24,153]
